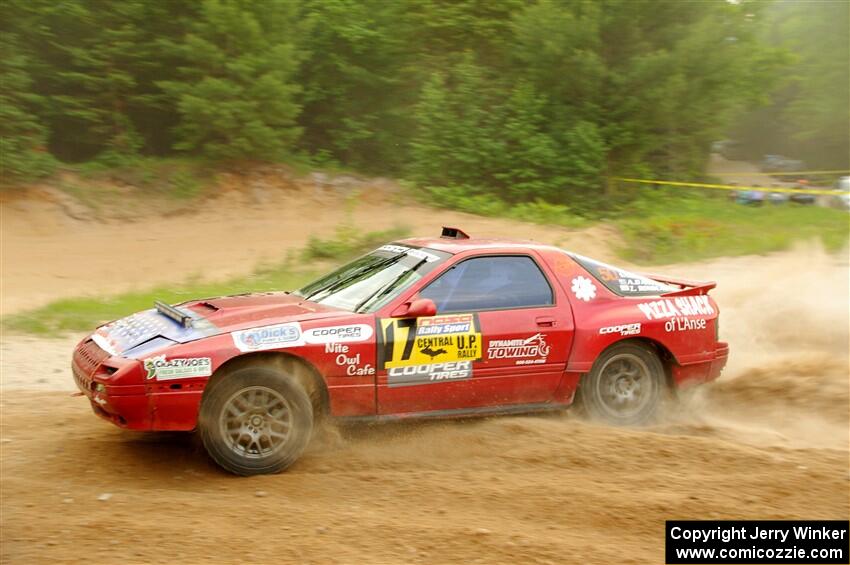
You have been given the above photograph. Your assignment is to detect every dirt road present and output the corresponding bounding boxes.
[1,183,848,564]
[1,385,847,565]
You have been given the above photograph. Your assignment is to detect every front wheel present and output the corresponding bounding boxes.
[578,343,665,426]
[199,366,313,475]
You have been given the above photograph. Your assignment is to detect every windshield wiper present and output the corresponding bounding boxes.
[304,253,405,302]
[354,256,428,313]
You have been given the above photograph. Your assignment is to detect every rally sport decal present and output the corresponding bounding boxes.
[378,313,482,387]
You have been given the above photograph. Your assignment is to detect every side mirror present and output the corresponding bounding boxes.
[391,298,437,318]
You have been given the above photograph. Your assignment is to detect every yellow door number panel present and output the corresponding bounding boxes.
[379,313,482,370]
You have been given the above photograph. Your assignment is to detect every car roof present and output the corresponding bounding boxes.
[397,234,556,255]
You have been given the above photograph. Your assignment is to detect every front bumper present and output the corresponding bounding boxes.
[72,337,203,431]
[72,344,150,430]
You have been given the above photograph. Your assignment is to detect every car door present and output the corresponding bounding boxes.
[376,253,573,415]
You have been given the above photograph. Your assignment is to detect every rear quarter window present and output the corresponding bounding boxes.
[567,253,675,297]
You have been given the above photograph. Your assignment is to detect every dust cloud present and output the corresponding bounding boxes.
[654,242,849,450]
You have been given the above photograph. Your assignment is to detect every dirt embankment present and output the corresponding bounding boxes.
[0,169,618,316]
[1,178,848,564]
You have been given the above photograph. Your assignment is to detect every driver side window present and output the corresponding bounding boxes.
[419,255,553,313]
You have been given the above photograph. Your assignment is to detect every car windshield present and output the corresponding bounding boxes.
[293,244,451,313]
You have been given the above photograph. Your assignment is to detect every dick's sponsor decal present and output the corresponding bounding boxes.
[232,323,303,352]
[144,355,212,380]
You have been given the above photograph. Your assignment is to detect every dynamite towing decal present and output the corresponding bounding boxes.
[379,313,482,386]
[487,333,550,365]
[144,355,212,380]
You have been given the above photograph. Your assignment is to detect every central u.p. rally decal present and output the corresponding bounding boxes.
[378,313,482,370]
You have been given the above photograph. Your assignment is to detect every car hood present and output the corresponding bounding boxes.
[183,292,347,329]
[93,292,347,359]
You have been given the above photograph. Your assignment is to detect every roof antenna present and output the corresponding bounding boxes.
[441,226,470,239]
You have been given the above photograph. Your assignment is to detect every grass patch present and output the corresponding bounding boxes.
[75,156,210,199]
[1,264,317,335]
[615,191,849,264]
[412,183,847,264]
[3,227,411,335]
[419,185,589,229]
[303,225,410,260]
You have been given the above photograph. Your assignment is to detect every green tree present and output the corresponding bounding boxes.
[494,83,563,202]
[0,33,56,182]
[5,0,193,162]
[1,0,800,205]
[511,0,786,183]
[732,1,849,169]
[410,55,504,190]
[559,121,607,210]
[401,0,526,73]
[159,0,304,161]
[296,0,409,172]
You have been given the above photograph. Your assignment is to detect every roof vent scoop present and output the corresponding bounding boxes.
[441,226,470,240]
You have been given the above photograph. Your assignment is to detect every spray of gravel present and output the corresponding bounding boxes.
[655,242,850,450]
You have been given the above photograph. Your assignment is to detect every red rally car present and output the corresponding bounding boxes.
[73,227,729,475]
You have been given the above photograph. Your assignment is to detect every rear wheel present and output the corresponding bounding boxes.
[578,343,665,425]
[199,366,313,475]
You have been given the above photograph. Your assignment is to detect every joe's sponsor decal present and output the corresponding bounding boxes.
[599,323,642,336]
[232,323,303,352]
[487,333,550,364]
[303,324,373,344]
[387,361,472,387]
[144,355,212,380]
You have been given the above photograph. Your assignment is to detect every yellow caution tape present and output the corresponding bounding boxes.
[612,177,841,196]
[711,170,849,177]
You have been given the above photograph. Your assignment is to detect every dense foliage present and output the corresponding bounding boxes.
[731,0,850,170]
[4,0,840,214]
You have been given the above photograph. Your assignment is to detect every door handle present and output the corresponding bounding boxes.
[535,316,557,327]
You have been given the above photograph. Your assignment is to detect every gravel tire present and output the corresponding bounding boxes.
[199,365,313,475]
[578,342,665,426]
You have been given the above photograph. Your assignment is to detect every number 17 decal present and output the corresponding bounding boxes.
[377,313,482,370]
